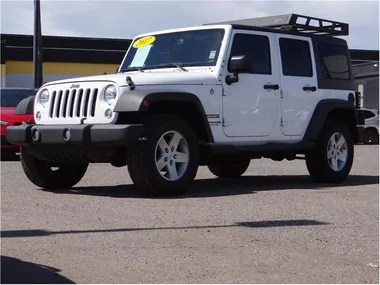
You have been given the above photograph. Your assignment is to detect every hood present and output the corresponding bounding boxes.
[1,107,34,123]
[1,107,16,116]
[42,69,219,87]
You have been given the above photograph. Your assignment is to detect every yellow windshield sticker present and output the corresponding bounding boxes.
[133,36,156,48]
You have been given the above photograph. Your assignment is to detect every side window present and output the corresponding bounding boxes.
[364,110,375,119]
[228,33,271,74]
[317,42,350,80]
[279,38,313,77]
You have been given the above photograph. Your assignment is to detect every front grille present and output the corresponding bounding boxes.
[48,88,99,119]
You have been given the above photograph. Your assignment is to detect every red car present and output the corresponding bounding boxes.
[1,87,37,160]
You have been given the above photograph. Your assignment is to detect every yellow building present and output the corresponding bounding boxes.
[1,33,132,88]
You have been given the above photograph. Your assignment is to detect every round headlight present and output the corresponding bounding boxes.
[104,85,117,105]
[39,89,49,107]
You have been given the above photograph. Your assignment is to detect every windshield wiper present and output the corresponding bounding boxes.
[157,63,187,72]
[119,67,145,73]
[120,63,188,73]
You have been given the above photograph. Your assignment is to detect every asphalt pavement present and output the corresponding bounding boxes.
[1,145,379,284]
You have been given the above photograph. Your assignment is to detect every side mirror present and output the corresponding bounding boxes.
[226,55,251,85]
[229,55,251,73]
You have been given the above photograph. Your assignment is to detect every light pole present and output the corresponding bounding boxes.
[33,0,43,88]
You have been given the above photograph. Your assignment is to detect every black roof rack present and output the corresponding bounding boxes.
[205,13,349,36]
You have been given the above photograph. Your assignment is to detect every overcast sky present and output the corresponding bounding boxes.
[1,0,379,50]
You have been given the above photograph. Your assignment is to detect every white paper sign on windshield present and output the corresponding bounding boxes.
[130,44,153,67]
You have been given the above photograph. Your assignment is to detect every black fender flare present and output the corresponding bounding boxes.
[114,90,214,142]
[15,96,35,115]
[303,98,359,141]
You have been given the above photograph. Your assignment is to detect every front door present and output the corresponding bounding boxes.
[222,30,280,137]
[275,34,319,137]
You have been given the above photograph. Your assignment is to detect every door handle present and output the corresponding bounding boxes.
[264,84,279,90]
[303,86,317,92]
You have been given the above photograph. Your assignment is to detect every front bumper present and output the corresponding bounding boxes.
[5,123,143,147]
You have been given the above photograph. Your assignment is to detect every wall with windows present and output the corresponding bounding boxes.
[1,41,6,87]
[4,61,119,88]
[356,76,379,109]
[1,33,130,88]
[0,64,5,87]
[353,61,379,110]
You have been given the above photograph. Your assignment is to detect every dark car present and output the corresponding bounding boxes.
[357,108,379,145]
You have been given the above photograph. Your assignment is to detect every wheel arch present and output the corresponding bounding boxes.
[303,99,360,143]
[15,96,35,115]
[364,126,379,134]
[114,91,214,143]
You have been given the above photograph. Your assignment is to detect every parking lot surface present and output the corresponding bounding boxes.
[1,145,379,284]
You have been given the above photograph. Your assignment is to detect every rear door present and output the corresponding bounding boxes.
[275,35,319,137]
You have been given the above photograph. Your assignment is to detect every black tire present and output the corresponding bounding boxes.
[305,119,354,183]
[126,115,199,196]
[364,128,379,145]
[208,157,250,178]
[20,147,88,189]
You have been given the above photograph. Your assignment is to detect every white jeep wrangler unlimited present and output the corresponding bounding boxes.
[6,14,365,196]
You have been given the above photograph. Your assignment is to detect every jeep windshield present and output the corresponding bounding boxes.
[119,28,225,72]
